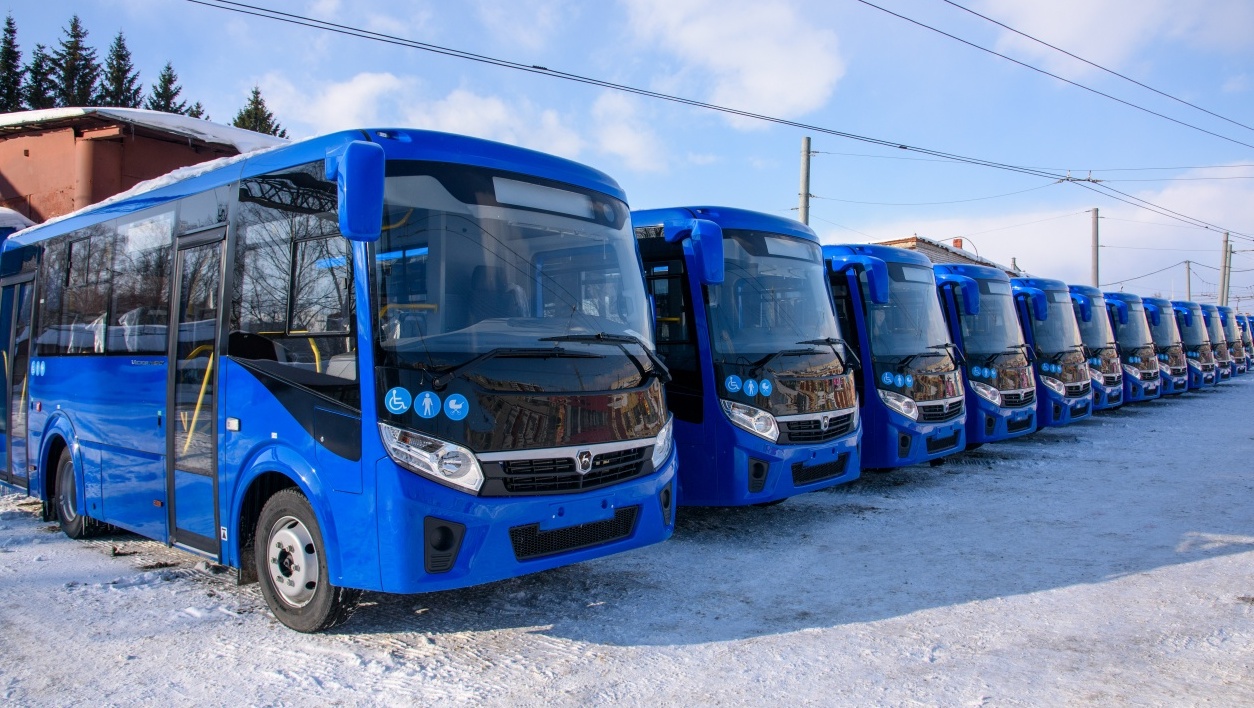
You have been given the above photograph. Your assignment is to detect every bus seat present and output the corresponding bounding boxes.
[229,330,280,361]
[469,266,525,322]
[325,353,357,381]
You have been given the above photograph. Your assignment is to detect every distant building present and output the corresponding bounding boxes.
[0,107,286,225]
[876,234,1021,276]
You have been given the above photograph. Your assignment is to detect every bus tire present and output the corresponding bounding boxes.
[255,488,360,633]
[55,447,91,540]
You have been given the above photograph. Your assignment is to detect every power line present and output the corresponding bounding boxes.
[807,213,878,240]
[188,1,1252,241]
[939,0,1254,134]
[810,180,1059,206]
[1100,261,1185,287]
[851,0,1254,150]
[949,209,1089,238]
[814,150,1254,173]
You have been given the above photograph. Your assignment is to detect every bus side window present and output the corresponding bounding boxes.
[37,223,113,355]
[110,208,173,355]
[645,260,700,392]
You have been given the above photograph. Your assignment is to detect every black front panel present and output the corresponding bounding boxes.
[713,358,854,417]
[781,412,856,444]
[509,505,640,560]
[480,446,654,497]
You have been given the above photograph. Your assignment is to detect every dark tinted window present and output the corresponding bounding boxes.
[38,222,113,355]
[110,208,173,354]
[178,185,229,234]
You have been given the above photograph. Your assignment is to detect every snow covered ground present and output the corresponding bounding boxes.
[2,379,1252,706]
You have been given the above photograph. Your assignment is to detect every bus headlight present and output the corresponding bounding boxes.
[1122,364,1140,379]
[1158,360,1170,374]
[651,417,674,468]
[378,422,484,494]
[877,389,918,421]
[970,380,1001,406]
[1040,376,1066,396]
[720,400,779,442]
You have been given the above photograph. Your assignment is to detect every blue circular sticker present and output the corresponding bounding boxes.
[759,379,773,396]
[725,375,742,393]
[894,374,906,387]
[444,393,470,421]
[881,371,894,386]
[970,365,980,377]
[414,390,442,419]
[744,379,758,396]
[384,387,413,415]
[905,375,914,387]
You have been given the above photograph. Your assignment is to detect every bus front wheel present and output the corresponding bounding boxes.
[55,448,90,539]
[255,488,360,632]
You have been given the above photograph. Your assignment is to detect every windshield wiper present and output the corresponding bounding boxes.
[742,347,825,378]
[432,346,601,388]
[540,332,672,384]
[797,337,861,370]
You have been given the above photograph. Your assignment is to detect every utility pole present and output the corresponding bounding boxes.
[1219,232,1230,306]
[1091,208,1099,287]
[1185,260,1192,301]
[1224,239,1234,306]
[799,136,811,226]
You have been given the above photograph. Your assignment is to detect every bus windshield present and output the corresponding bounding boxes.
[866,262,954,362]
[1179,305,1208,347]
[705,230,843,374]
[1205,312,1225,351]
[1223,313,1240,342]
[1116,301,1153,350]
[1075,294,1115,351]
[1033,289,1083,354]
[959,279,1026,357]
[1149,307,1181,346]
[373,162,654,386]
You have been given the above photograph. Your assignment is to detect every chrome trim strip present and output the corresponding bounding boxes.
[913,394,966,408]
[476,417,670,463]
[775,406,857,424]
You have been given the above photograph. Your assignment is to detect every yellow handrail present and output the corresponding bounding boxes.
[307,338,321,373]
[181,353,214,455]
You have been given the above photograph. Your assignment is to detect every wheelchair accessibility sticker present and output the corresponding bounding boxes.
[384,387,412,415]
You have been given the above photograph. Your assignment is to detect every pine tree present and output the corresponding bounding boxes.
[96,31,141,108]
[232,86,287,138]
[0,14,23,112]
[21,43,55,110]
[186,101,208,119]
[52,15,100,106]
[145,62,187,114]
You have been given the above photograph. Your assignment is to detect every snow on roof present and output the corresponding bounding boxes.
[876,234,1019,274]
[0,207,34,230]
[0,107,288,154]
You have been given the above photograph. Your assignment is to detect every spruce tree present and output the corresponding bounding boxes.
[0,14,23,112]
[21,43,55,109]
[186,101,208,119]
[96,31,141,108]
[52,15,100,106]
[232,86,287,138]
[145,62,187,114]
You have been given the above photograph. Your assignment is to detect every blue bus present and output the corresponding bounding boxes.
[632,207,860,505]
[1141,297,1189,396]
[1068,285,1123,411]
[825,245,965,468]
[1200,304,1232,381]
[1011,278,1093,426]
[1171,300,1217,388]
[934,264,1036,444]
[0,128,678,631]
[1103,292,1161,403]
[1237,313,1254,372]
[1217,305,1246,376]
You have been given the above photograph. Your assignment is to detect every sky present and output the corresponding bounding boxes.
[12,0,1254,305]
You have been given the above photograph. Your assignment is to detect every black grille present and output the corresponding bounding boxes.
[1171,366,1186,376]
[918,399,964,423]
[1065,381,1091,397]
[926,430,961,454]
[1001,389,1035,408]
[1006,416,1033,433]
[490,447,650,496]
[782,412,855,444]
[1103,374,1120,387]
[1139,369,1158,382]
[509,506,639,561]
[791,454,849,486]
[1202,363,1215,372]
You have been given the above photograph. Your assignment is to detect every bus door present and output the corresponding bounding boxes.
[167,234,224,554]
[0,278,33,487]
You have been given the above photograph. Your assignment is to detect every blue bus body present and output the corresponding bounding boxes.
[1067,285,1123,411]
[825,245,964,468]
[1141,297,1189,396]
[1171,300,1217,388]
[1103,292,1162,403]
[1217,306,1247,376]
[934,264,1036,443]
[632,207,860,506]
[1010,278,1093,426]
[1237,314,1254,372]
[1199,304,1233,381]
[0,128,677,630]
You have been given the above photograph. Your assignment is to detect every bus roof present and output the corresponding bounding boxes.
[1010,276,1069,293]
[7,128,627,249]
[630,206,818,242]
[1103,292,1144,304]
[934,263,1010,282]
[822,243,933,266]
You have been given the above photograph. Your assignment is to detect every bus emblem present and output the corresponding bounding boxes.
[577,451,593,474]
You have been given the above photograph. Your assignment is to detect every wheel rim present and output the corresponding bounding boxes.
[57,461,77,524]
[266,515,320,608]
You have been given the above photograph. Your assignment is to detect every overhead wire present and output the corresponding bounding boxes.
[810,180,1059,206]
[1100,261,1186,287]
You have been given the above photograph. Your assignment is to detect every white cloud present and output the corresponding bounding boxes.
[260,72,416,138]
[404,88,586,159]
[622,0,844,128]
[1222,75,1248,94]
[590,92,666,172]
[474,0,574,50]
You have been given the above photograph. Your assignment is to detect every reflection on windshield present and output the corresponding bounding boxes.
[373,162,652,377]
[1115,302,1153,350]
[1205,313,1226,352]
[1223,314,1240,343]
[1148,305,1181,346]
[1178,305,1209,347]
[1074,294,1115,351]
[1032,290,1083,354]
[866,263,953,361]
[705,230,842,372]
[958,279,1026,356]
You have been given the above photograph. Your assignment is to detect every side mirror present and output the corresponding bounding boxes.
[1013,285,1049,322]
[827,254,889,304]
[1176,308,1194,328]
[665,218,724,284]
[326,140,386,242]
[1144,303,1161,327]
[935,274,980,315]
[1107,299,1129,325]
[1070,292,1093,323]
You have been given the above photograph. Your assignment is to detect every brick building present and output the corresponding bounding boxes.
[876,234,1021,276]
